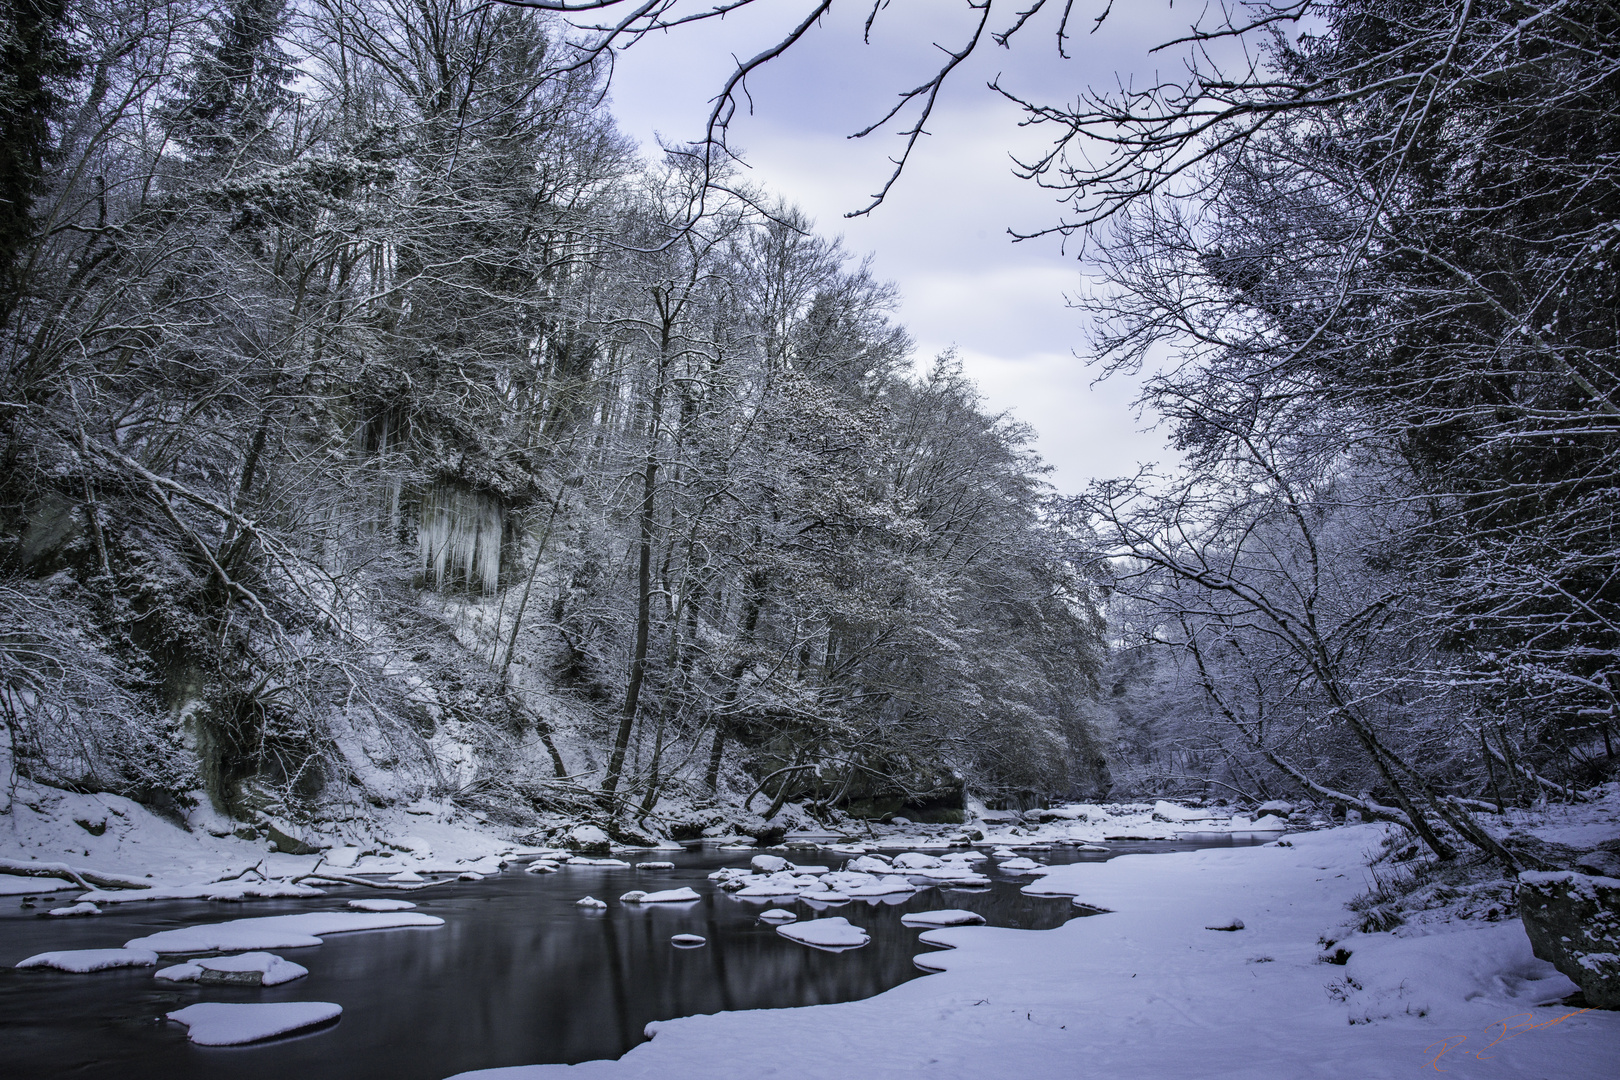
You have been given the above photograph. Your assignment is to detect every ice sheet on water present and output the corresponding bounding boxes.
[166,1001,342,1045]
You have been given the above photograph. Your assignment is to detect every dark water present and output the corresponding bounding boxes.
[0,838,1266,1080]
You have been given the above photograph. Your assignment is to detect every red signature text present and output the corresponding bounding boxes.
[1425,1008,1590,1072]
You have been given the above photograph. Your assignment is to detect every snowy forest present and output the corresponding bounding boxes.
[1,0,1615,864]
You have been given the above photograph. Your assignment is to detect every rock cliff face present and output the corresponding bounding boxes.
[1517,870,1620,1008]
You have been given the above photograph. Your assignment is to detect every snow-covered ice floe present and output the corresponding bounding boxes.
[122,911,444,953]
[637,861,675,870]
[900,909,987,928]
[166,1001,342,1045]
[348,898,417,912]
[16,948,158,972]
[776,916,870,952]
[154,951,308,986]
[759,909,798,923]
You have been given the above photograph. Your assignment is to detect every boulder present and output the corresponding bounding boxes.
[1517,870,1620,1008]
[263,820,321,856]
[566,825,612,855]
[1576,849,1620,878]
[1256,801,1292,819]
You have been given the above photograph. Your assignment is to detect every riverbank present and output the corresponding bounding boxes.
[454,823,1619,1080]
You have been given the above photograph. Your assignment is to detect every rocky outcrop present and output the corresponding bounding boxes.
[1517,871,1620,1008]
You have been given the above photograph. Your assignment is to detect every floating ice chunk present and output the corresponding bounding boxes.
[792,863,830,875]
[154,951,308,986]
[576,896,607,909]
[17,948,158,972]
[638,862,675,870]
[759,909,798,923]
[568,857,630,868]
[124,911,444,953]
[893,853,944,870]
[901,909,988,928]
[751,854,791,873]
[45,902,100,917]
[347,898,416,912]
[167,1001,342,1045]
[991,848,1017,859]
[388,870,425,883]
[630,887,702,903]
[619,890,648,903]
[670,934,706,948]
[777,916,870,951]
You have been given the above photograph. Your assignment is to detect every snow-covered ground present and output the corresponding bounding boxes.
[450,824,1618,1080]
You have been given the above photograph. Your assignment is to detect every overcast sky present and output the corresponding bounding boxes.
[592,1,1201,495]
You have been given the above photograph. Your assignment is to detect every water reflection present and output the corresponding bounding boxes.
[0,837,1265,1080]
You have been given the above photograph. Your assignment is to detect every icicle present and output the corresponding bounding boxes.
[418,482,503,593]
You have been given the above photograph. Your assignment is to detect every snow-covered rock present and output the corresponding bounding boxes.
[167,1001,342,1045]
[1256,801,1292,818]
[575,896,607,909]
[388,870,425,883]
[45,901,100,917]
[637,861,675,870]
[776,916,870,951]
[995,857,1050,875]
[893,852,944,870]
[566,825,612,853]
[900,909,987,928]
[154,951,308,986]
[17,948,158,972]
[671,934,706,948]
[751,854,791,873]
[348,898,416,912]
[847,855,892,873]
[633,888,701,903]
[1152,801,1215,823]
[759,909,798,923]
